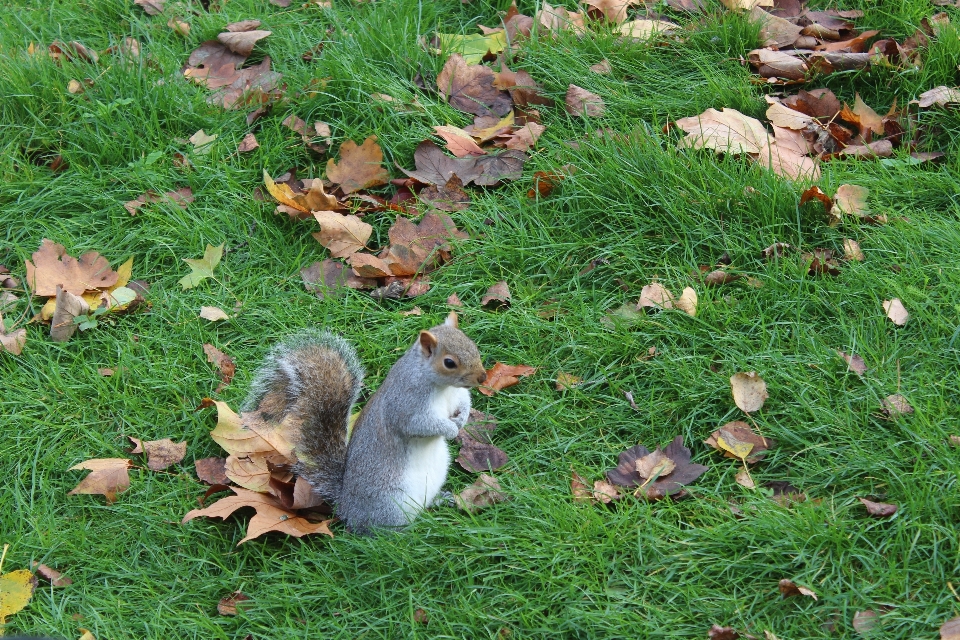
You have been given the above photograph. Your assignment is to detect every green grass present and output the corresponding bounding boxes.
[2,0,960,637]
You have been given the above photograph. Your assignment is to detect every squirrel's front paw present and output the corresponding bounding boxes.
[450,408,469,429]
[431,490,455,508]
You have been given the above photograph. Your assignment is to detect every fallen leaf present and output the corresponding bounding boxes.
[762,242,791,259]
[179,244,224,290]
[455,474,507,512]
[766,480,806,506]
[843,239,864,261]
[881,393,913,417]
[203,344,236,390]
[705,421,773,463]
[635,449,676,479]
[481,281,511,309]
[480,362,536,396]
[565,84,605,117]
[312,211,373,258]
[401,140,526,186]
[704,270,740,286]
[134,0,164,15]
[217,591,250,616]
[141,438,187,471]
[637,283,675,309]
[436,30,508,65]
[750,6,803,48]
[31,563,72,587]
[195,457,230,485]
[124,188,194,216]
[536,2,588,33]
[883,298,908,326]
[675,287,698,316]
[414,608,429,624]
[418,174,472,212]
[606,436,709,499]
[300,259,376,299]
[434,125,487,157]
[447,292,463,306]
[730,371,768,413]
[25,239,119,297]
[675,108,772,155]
[831,184,869,219]
[456,417,509,473]
[940,617,960,640]
[571,469,592,502]
[858,497,897,518]
[616,19,678,39]
[189,129,217,154]
[912,86,960,108]
[555,372,582,391]
[78,629,96,640]
[326,136,391,194]
[50,286,90,343]
[68,458,132,504]
[237,133,259,153]
[583,0,640,23]
[778,579,817,600]
[837,350,867,376]
[589,59,612,74]
[200,306,230,322]
[183,486,333,544]
[224,20,262,32]
[217,30,270,57]
[735,468,756,489]
[168,17,190,37]
[0,324,26,355]
[853,610,879,635]
[436,53,512,117]
[0,567,37,628]
[400,307,423,317]
[802,248,841,276]
[707,625,740,640]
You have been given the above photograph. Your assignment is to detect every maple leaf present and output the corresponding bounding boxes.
[207,400,298,492]
[68,458,133,504]
[912,86,960,108]
[730,371,768,413]
[637,282,674,310]
[837,350,867,376]
[182,486,333,544]
[881,393,913,418]
[326,136,391,194]
[123,187,194,216]
[25,239,119,297]
[179,243,224,290]
[238,132,259,153]
[300,259,376,300]
[536,2,588,33]
[312,211,373,258]
[433,125,487,157]
[263,170,341,217]
[134,0,164,15]
[606,436,708,499]
[436,54,513,117]
[480,363,536,396]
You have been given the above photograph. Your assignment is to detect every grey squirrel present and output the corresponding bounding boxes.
[243,312,486,533]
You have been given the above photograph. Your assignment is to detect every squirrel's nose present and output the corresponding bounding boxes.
[477,371,487,384]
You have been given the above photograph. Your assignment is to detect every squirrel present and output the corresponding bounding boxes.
[242,312,487,534]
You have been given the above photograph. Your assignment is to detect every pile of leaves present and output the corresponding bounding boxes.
[745,2,950,84]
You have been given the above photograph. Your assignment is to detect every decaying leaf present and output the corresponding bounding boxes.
[831,184,869,220]
[481,281,511,309]
[204,344,236,391]
[912,86,960,108]
[858,497,897,518]
[675,287,698,316]
[217,591,251,616]
[238,133,259,153]
[200,306,230,322]
[853,610,879,635]
[138,438,187,471]
[195,457,230,485]
[312,211,373,258]
[455,410,508,473]
[401,140,526,187]
[837,350,867,376]
[300,259,376,300]
[635,449,676,479]
[182,486,333,544]
[31,563,72,587]
[707,625,740,640]
[433,125,487,157]
[637,283,674,310]
[881,393,913,418]
[68,458,133,504]
[843,239,864,262]
[217,29,271,57]
[179,244,224,290]
[730,371,768,413]
[326,136,391,194]
[25,239,119,297]
[704,421,773,463]
[616,19,678,39]
[778,579,818,600]
[0,323,26,355]
[940,616,960,640]
[50,286,89,342]
[883,298,908,326]
[436,54,512,117]
[555,372,582,391]
[565,84,605,117]
[455,474,507,512]
[606,436,708,500]
[766,480,806,506]
[479,362,536,396]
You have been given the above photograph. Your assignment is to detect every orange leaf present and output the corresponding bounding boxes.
[480,362,536,396]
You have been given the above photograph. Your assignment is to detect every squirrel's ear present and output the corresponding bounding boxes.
[419,330,438,357]
[445,312,459,328]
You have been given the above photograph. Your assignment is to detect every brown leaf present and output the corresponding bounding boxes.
[195,457,230,485]
[25,239,119,297]
[414,608,429,624]
[497,122,546,153]
[68,458,132,504]
[858,497,897,518]
[50,286,89,343]
[783,88,842,118]
[134,0,165,15]
[730,371,768,413]
[217,591,250,616]
[479,362,536,396]
[593,480,620,504]
[555,372,582,391]
[940,616,960,640]
[637,282,674,309]
[31,563,72,587]
[748,49,808,80]
[447,292,463,306]
[301,259,376,299]
[778,579,818,600]
[216,30,270,57]
[883,298,908,326]
[843,238,864,261]
[704,270,740,286]
[433,125,487,157]
[707,626,740,640]
[565,84,605,117]
[325,136,390,194]
[802,248,841,276]
[225,20,262,32]
[168,17,190,37]
[837,350,867,376]
[881,393,913,417]
[606,436,709,499]
[200,306,230,322]
[704,421,774,464]
[124,188,194,216]
[735,468,756,489]
[311,211,373,258]
[0,324,26,355]
[536,2,588,33]
[455,474,507,512]
[589,59,612,74]
[635,449,676,479]
[583,0,641,23]
[419,174,472,212]
[203,344,236,390]
[141,438,187,471]
[237,133,259,153]
[913,86,960,108]
[464,112,515,143]
[799,186,832,210]
[750,6,802,48]
[401,141,525,187]
[436,54,512,117]
[766,481,806,506]
[481,281,511,309]
[183,486,333,544]
[571,469,592,503]
[853,610,879,635]
[761,242,791,259]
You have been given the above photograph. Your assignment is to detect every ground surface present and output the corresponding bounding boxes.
[2,0,960,638]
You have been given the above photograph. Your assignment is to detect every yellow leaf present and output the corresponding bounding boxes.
[263,170,309,213]
[717,430,755,461]
[0,569,37,626]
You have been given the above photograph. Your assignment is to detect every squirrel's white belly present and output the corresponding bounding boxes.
[400,436,450,517]
[430,385,470,421]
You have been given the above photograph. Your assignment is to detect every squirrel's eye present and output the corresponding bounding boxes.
[443,357,457,369]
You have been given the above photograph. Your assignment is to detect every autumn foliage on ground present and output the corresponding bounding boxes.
[2,0,960,637]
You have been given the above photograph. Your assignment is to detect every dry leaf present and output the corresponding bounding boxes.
[401,140,525,187]
[675,287,698,316]
[616,20,678,39]
[50,286,90,343]
[326,136,391,194]
[735,468,756,489]
[481,281,511,309]
[555,372,582,391]
[705,421,773,463]
[858,497,897,518]
[436,53,512,117]
[0,325,26,355]
[940,617,960,640]
[843,239,864,261]
[217,591,251,616]
[606,436,709,499]
[141,438,187,471]
[730,371,768,413]
[593,479,620,504]
[635,450,676,479]
[168,17,190,36]
[676,108,771,155]
[183,486,333,544]
[778,579,817,600]
[853,610,879,635]
[883,298,908,326]
[637,283,675,309]
[831,184,869,219]
[237,133,259,153]
[217,30,270,57]
[447,292,463,307]
[68,458,133,504]
[882,393,913,417]
[590,59,612,74]
[195,457,230,485]
[203,343,236,391]
[455,474,507,512]
[837,350,867,376]
[434,125,487,157]
[479,362,536,396]
[0,567,37,629]
[200,306,230,322]
[912,86,960,108]
[312,211,373,258]
[565,84,605,117]
[31,563,72,587]
[25,239,119,297]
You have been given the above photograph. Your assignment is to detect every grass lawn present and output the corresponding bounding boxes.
[2,0,960,637]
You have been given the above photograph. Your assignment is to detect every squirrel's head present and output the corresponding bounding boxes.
[418,312,487,388]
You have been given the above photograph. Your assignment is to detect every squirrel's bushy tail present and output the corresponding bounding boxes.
[242,331,363,506]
